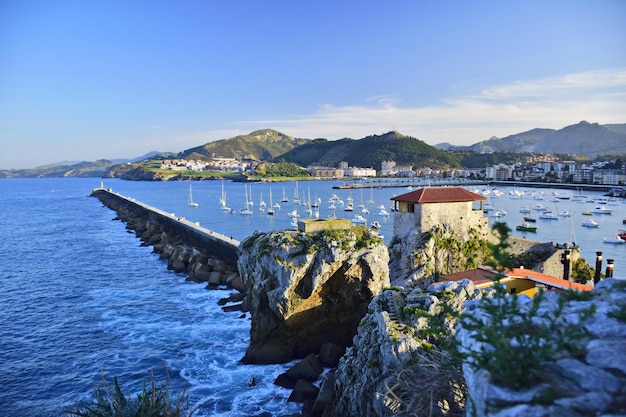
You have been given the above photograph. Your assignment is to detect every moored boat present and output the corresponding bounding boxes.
[581,219,599,228]
[523,216,536,223]
[187,184,199,207]
[539,211,558,220]
[516,222,537,232]
[351,214,367,225]
[603,236,625,244]
[591,206,612,215]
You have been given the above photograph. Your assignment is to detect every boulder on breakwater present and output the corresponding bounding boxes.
[93,189,242,293]
[238,227,390,364]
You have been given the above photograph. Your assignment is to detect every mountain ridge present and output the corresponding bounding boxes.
[435,121,626,157]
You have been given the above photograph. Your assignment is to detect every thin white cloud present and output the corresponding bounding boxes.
[237,68,626,145]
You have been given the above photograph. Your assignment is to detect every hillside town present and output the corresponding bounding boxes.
[160,156,626,185]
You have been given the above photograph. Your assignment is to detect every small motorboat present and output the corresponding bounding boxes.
[371,221,382,229]
[523,216,536,223]
[603,236,625,244]
[539,211,558,220]
[592,206,612,215]
[516,222,537,232]
[581,219,599,228]
[582,211,593,216]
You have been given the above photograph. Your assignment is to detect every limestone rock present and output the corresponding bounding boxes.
[239,228,390,364]
[388,224,496,287]
[330,280,481,417]
[458,278,626,416]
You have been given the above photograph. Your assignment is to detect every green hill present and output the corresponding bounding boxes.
[178,129,310,161]
[277,131,459,169]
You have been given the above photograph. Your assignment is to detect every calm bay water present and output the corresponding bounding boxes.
[0,177,624,416]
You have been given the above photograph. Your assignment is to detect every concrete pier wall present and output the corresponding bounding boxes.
[91,187,240,266]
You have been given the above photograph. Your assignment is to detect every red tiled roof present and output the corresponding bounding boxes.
[441,266,498,287]
[390,187,486,204]
[440,266,593,292]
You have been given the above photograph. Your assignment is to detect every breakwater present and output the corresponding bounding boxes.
[91,185,243,291]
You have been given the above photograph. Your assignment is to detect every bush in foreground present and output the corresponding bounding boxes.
[66,367,195,417]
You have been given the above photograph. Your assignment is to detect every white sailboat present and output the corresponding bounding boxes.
[367,186,375,204]
[239,185,253,215]
[281,186,289,203]
[188,184,199,207]
[258,192,266,212]
[220,178,230,211]
[267,189,275,215]
[292,181,300,204]
[305,188,313,216]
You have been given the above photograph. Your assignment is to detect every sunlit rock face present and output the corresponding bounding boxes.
[239,228,390,364]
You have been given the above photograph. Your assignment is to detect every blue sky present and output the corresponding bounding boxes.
[1,0,625,169]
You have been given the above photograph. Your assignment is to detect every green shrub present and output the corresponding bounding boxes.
[456,222,594,390]
[66,367,195,417]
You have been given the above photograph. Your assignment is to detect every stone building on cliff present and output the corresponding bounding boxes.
[390,186,489,241]
[387,186,492,286]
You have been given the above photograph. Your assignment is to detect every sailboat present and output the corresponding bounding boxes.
[367,186,375,204]
[305,188,313,216]
[281,186,289,203]
[219,178,230,211]
[258,192,266,212]
[267,189,275,215]
[292,181,300,204]
[188,184,199,207]
[239,185,253,215]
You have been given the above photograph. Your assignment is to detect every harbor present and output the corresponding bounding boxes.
[96,178,626,277]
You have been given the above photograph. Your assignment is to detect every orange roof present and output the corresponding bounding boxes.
[390,187,486,204]
[441,266,593,292]
[506,267,593,292]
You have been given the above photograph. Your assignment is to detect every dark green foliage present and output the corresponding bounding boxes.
[452,151,538,168]
[608,307,626,323]
[66,367,195,417]
[252,161,310,178]
[455,223,594,390]
[279,131,458,169]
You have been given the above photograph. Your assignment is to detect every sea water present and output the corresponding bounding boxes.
[0,178,300,417]
[1,178,624,416]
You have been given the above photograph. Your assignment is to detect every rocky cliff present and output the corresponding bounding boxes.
[330,280,482,417]
[458,278,626,416]
[238,227,390,364]
[316,278,626,417]
[388,223,495,287]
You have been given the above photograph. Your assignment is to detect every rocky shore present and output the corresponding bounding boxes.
[94,190,625,417]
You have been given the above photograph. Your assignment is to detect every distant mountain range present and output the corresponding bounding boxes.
[434,121,626,157]
[178,129,309,161]
[2,121,624,179]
